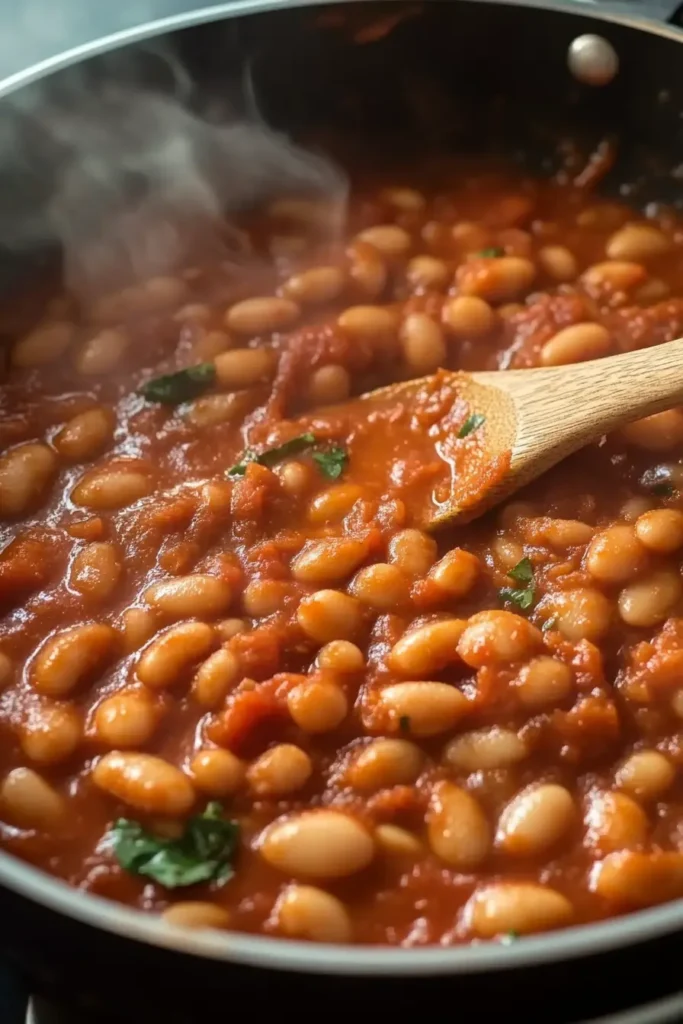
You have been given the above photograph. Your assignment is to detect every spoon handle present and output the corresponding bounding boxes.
[476,335,683,444]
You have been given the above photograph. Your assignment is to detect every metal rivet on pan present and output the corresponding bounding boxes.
[567,34,619,86]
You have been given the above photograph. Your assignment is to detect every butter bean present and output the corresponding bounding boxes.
[93,751,195,815]
[137,622,214,689]
[260,810,375,878]
[427,781,490,869]
[466,883,573,938]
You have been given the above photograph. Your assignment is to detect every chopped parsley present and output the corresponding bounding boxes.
[501,930,519,944]
[139,363,216,405]
[477,246,505,258]
[110,802,239,889]
[229,433,349,481]
[458,413,486,439]
[651,482,674,497]
[500,586,535,611]
[228,432,317,476]
[500,556,536,611]
[399,715,411,733]
[312,445,348,480]
[507,556,533,584]
[542,615,558,632]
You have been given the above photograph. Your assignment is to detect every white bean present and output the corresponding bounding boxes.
[495,784,575,856]
[465,883,573,938]
[259,810,375,879]
[444,727,527,772]
[274,884,352,942]
[427,781,490,869]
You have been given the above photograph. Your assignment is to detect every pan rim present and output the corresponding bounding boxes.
[0,0,682,101]
[4,843,683,974]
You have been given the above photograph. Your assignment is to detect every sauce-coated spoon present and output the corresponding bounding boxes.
[367,337,683,529]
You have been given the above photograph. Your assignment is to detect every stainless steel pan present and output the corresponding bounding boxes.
[0,3,682,1019]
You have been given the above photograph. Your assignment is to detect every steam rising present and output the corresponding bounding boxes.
[0,35,348,298]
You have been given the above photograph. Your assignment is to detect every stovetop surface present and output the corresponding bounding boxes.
[18,991,683,1024]
[2,967,682,1024]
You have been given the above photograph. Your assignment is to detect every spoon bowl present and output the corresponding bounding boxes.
[368,336,683,529]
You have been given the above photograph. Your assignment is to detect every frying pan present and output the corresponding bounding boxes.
[1,2,683,1020]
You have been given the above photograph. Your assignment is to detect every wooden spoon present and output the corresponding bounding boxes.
[368,337,683,530]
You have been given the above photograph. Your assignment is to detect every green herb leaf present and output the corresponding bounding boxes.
[477,246,505,258]
[500,557,535,610]
[501,930,519,944]
[542,616,558,632]
[312,445,348,480]
[228,432,317,477]
[651,482,674,497]
[500,586,535,611]
[399,715,411,733]
[140,363,216,405]
[507,556,533,584]
[458,413,486,439]
[110,802,239,889]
